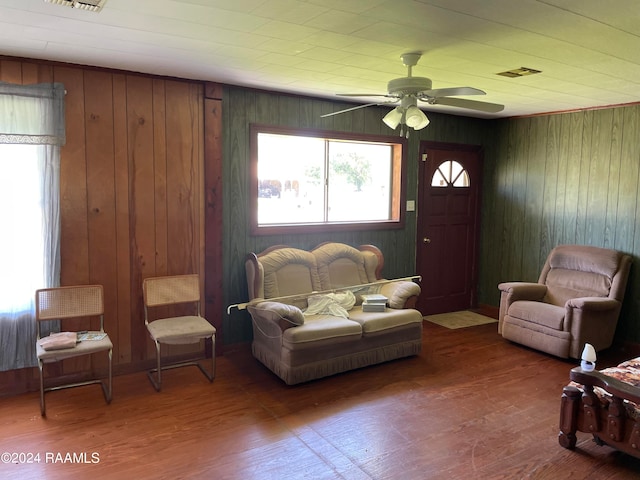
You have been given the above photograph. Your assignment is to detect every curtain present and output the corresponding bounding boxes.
[0,82,65,371]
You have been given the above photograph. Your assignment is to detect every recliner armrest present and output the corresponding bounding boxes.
[498,282,547,301]
[379,281,421,309]
[566,297,620,311]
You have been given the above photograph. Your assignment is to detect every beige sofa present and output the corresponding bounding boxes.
[498,244,632,359]
[244,242,423,385]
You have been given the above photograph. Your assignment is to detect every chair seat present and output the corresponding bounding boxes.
[147,315,216,344]
[37,334,113,363]
[508,300,565,330]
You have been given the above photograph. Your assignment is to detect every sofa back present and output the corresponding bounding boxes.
[539,244,631,306]
[245,242,384,308]
[312,242,378,290]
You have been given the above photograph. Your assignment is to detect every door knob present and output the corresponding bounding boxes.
[423,237,431,244]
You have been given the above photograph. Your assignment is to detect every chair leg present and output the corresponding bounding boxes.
[210,335,216,381]
[39,360,46,417]
[147,341,163,392]
[101,348,113,403]
[147,336,216,391]
[38,352,112,415]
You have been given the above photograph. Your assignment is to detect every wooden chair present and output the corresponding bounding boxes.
[143,274,216,391]
[35,285,113,416]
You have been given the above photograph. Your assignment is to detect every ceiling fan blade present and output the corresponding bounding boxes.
[336,93,394,98]
[421,87,486,98]
[320,102,380,118]
[431,97,504,113]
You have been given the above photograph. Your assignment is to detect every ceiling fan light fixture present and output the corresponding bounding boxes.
[382,107,403,129]
[405,105,429,130]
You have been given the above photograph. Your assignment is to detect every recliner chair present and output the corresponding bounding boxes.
[498,244,632,359]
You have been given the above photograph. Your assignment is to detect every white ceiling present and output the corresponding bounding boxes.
[1,0,640,118]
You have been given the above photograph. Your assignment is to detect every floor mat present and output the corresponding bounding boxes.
[424,310,498,329]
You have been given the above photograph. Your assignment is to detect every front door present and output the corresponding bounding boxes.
[416,142,482,316]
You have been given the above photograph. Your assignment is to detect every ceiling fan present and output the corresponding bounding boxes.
[321,52,504,135]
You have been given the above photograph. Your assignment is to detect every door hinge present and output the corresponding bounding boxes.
[422,153,428,162]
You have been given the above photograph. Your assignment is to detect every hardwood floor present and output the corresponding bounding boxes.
[1,320,639,480]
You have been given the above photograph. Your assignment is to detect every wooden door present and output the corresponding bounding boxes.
[416,142,482,315]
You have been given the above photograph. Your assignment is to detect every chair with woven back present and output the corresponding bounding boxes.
[142,274,216,391]
[35,284,113,416]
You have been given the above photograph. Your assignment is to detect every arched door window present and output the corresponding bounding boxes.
[431,160,470,187]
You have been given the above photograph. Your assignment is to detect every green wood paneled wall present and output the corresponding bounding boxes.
[480,106,640,344]
[221,86,487,344]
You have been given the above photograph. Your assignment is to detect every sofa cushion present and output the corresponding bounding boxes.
[282,315,362,346]
[312,242,370,290]
[542,245,620,306]
[260,247,322,300]
[508,300,565,330]
[348,307,423,334]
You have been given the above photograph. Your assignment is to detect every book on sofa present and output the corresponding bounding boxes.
[361,294,388,312]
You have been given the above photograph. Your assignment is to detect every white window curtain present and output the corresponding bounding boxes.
[0,82,65,371]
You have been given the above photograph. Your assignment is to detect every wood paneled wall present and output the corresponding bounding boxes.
[479,107,640,344]
[221,86,488,344]
[7,55,638,394]
[0,58,216,394]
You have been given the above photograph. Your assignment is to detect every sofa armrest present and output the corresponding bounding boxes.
[247,301,305,332]
[379,281,421,309]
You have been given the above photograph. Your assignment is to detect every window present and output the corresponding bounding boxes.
[0,82,64,371]
[0,144,48,313]
[250,125,406,234]
[431,160,470,187]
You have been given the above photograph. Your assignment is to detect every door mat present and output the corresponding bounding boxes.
[424,310,498,329]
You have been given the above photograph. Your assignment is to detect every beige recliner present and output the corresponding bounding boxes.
[498,245,632,359]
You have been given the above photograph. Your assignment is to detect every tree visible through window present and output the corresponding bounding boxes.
[251,125,406,234]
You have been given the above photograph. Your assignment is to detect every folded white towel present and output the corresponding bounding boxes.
[38,331,77,351]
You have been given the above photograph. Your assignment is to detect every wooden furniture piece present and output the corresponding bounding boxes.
[498,244,632,358]
[143,274,216,391]
[35,284,113,416]
[559,358,640,459]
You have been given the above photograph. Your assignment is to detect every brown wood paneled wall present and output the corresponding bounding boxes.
[479,107,640,345]
[0,58,220,395]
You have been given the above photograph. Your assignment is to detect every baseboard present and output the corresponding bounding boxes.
[615,340,640,359]
[472,304,499,319]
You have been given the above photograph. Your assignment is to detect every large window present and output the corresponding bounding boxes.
[0,82,64,371]
[250,125,406,234]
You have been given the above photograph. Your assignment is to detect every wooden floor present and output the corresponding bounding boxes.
[1,320,640,480]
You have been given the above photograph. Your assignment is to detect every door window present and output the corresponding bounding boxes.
[431,160,470,187]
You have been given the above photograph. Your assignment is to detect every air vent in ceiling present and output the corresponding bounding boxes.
[44,0,107,12]
[497,67,542,78]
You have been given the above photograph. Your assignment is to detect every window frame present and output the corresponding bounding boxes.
[249,124,408,236]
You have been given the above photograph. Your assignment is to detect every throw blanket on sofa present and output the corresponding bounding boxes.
[304,291,356,318]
